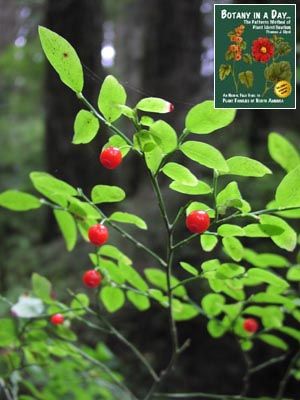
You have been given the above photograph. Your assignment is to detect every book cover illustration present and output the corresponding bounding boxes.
[214,4,296,109]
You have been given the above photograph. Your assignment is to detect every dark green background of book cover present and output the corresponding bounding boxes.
[214,4,295,109]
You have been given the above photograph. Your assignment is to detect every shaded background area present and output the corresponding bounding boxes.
[0,0,300,398]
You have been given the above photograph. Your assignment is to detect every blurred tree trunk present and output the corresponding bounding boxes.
[43,0,106,239]
[44,0,106,189]
[141,0,203,128]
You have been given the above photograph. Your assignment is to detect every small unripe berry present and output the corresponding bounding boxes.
[99,147,122,169]
[186,210,210,234]
[243,318,259,334]
[82,269,102,288]
[88,224,109,246]
[50,313,64,325]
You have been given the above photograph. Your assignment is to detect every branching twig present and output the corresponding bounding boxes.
[78,190,167,267]
[276,349,300,400]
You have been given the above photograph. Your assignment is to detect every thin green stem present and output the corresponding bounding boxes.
[216,206,300,226]
[172,231,218,250]
[249,354,286,374]
[232,62,239,93]
[148,175,171,232]
[78,189,167,267]
[96,304,159,382]
[178,128,190,145]
[68,343,137,400]
[77,93,133,147]
[170,274,203,292]
[212,170,219,222]
[171,200,193,231]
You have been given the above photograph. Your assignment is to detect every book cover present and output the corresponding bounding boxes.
[214,4,296,109]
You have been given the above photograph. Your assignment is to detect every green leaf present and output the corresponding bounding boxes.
[120,263,148,291]
[169,180,211,195]
[145,146,163,175]
[217,224,245,237]
[238,71,254,88]
[103,135,131,157]
[179,262,198,276]
[134,130,156,152]
[0,319,18,347]
[200,234,218,252]
[136,97,172,113]
[53,210,77,251]
[260,215,297,252]
[243,249,289,269]
[0,190,41,211]
[219,64,231,80]
[276,166,300,208]
[267,200,300,219]
[99,245,132,265]
[251,293,294,310]
[38,26,83,93]
[224,156,272,177]
[32,273,52,303]
[207,319,227,338]
[247,268,289,289]
[261,306,284,329]
[264,61,291,83]
[185,101,236,134]
[144,268,186,298]
[97,258,125,285]
[244,223,284,238]
[91,184,125,204]
[100,286,125,313]
[161,162,198,186]
[180,141,228,172]
[217,181,251,214]
[109,211,147,230]
[127,291,150,311]
[186,202,215,218]
[70,293,89,316]
[201,293,225,317]
[172,303,199,321]
[149,120,177,155]
[278,326,300,342]
[72,110,99,144]
[30,171,77,207]
[217,263,245,279]
[268,132,300,172]
[287,265,300,281]
[222,237,244,262]
[98,75,126,122]
[201,259,221,272]
[258,334,288,350]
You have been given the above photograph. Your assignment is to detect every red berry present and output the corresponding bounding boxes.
[186,210,210,234]
[99,147,122,169]
[169,103,175,112]
[88,224,109,246]
[243,318,259,334]
[50,313,64,325]
[82,269,102,288]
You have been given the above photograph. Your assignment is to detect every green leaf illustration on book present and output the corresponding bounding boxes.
[219,64,232,80]
[238,71,254,88]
